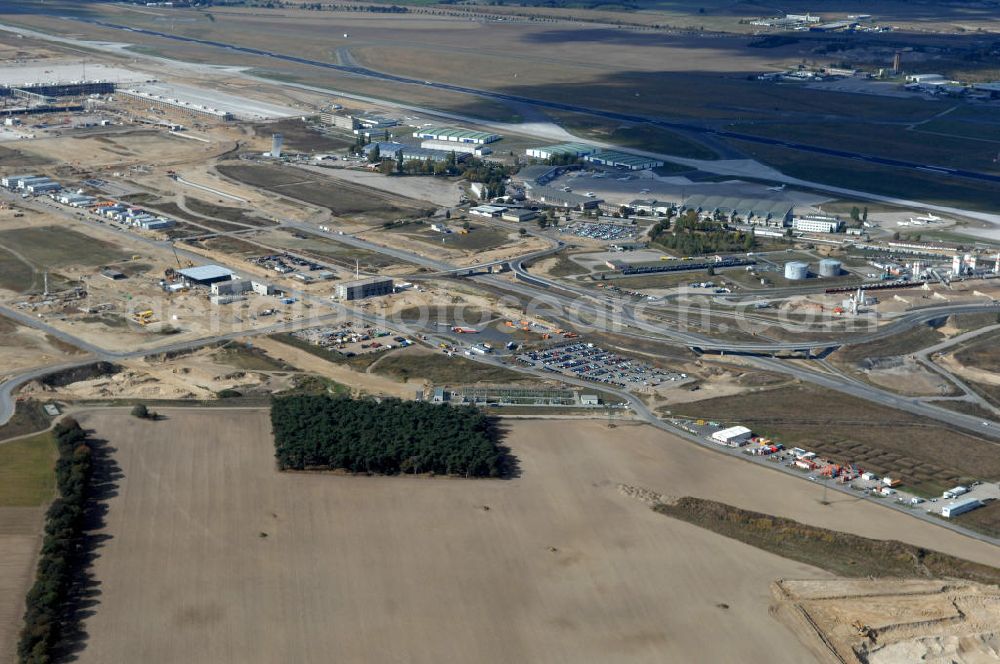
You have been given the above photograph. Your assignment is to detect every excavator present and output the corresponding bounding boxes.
[852,620,876,643]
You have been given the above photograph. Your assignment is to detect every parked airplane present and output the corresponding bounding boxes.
[767,184,786,192]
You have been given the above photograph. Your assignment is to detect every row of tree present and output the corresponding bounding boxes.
[271,395,504,477]
[18,419,94,664]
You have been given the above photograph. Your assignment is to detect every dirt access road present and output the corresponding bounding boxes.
[73,410,1000,664]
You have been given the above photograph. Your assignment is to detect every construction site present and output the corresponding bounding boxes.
[772,578,1000,664]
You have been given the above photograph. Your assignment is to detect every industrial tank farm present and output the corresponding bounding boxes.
[784,261,809,280]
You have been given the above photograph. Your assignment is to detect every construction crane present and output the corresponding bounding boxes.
[170,241,182,268]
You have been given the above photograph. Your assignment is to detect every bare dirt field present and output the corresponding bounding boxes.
[0,313,84,376]
[216,162,435,223]
[0,506,45,663]
[73,410,1000,664]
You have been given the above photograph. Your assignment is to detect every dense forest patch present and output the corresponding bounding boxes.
[271,395,506,477]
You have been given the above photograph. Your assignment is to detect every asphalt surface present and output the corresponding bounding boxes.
[74,17,1000,187]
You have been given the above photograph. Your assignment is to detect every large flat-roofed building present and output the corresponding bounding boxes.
[366,142,469,163]
[23,178,61,194]
[211,279,254,297]
[319,112,357,130]
[530,186,601,210]
[681,194,793,226]
[336,276,394,300]
[178,265,236,285]
[501,208,538,223]
[1,174,38,188]
[512,164,563,186]
[584,150,663,171]
[412,126,500,145]
[525,142,597,160]
[712,425,752,446]
[793,216,841,233]
[117,89,234,122]
[420,139,491,156]
[470,204,507,218]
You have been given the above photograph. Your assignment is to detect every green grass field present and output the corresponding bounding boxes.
[0,246,36,292]
[726,140,1000,212]
[729,121,1000,175]
[372,350,534,385]
[551,111,719,160]
[213,344,295,372]
[0,226,127,268]
[0,432,56,507]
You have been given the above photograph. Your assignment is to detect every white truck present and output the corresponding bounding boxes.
[942,486,969,500]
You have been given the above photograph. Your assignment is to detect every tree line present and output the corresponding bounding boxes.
[271,395,504,477]
[18,419,94,664]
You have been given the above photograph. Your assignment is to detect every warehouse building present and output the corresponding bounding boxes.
[470,204,507,218]
[501,208,538,223]
[530,186,601,210]
[211,279,254,297]
[366,142,468,163]
[57,192,97,207]
[941,498,984,518]
[584,150,663,171]
[117,89,234,122]
[2,174,38,189]
[178,265,236,286]
[412,126,500,145]
[712,425,752,446]
[23,178,61,194]
[137,217,176,230]
[793,216,841,233]
[512,164,563,187]
[681,194,793,226]
[525,142,597,160]
[336,276,394,300]
[420,139,491,156]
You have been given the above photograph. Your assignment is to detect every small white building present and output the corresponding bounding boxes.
[712,425,752,446]
[579,394,600,406]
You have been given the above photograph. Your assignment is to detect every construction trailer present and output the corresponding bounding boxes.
[941,498,984,518]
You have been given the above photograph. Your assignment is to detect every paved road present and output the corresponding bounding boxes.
[749,356,1000,439]
[70,18,1000,187]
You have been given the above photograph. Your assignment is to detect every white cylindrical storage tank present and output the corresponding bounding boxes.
[784,261,808,280]
[818,259,842,277]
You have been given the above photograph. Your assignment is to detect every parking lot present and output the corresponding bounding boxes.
[516,342,683,388]
[563,221,638,242]
[246,251,326,275]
